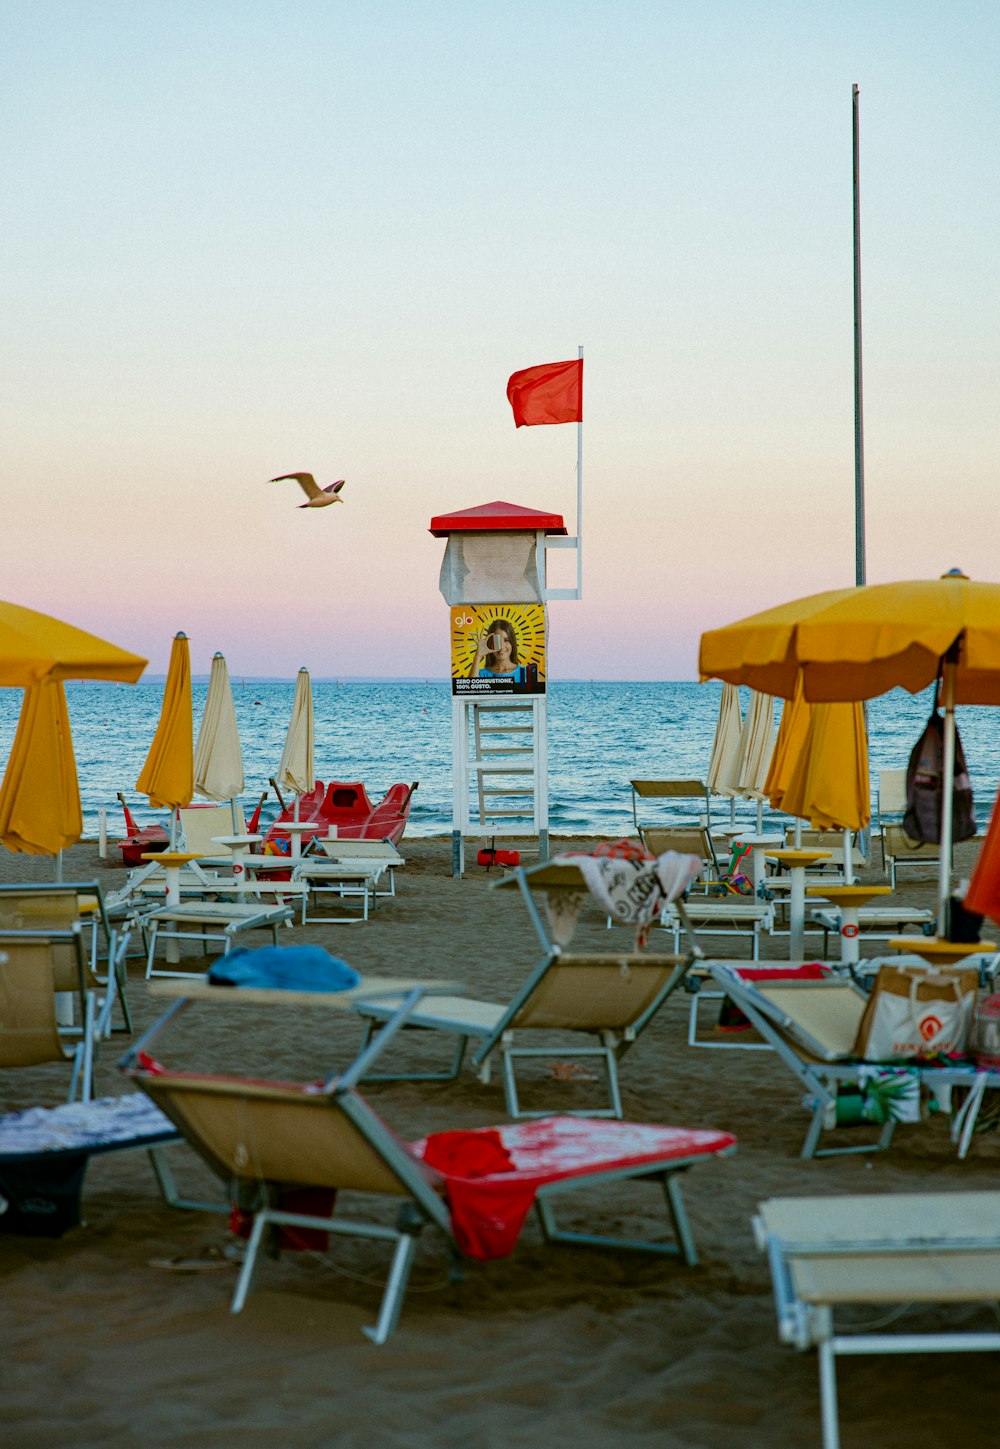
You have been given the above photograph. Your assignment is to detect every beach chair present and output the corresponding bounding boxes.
[177,803,247,859]
[873,768,945,886]
[0,930,96,1102]
[708,962,1000,1159]
[630,781,722,880]
[881,822,942,891]
[310,836,404,897]
[0,882,132,1034]
[809,900,934,956]
[754,1191,1000,1449]
[640,827,719,893]
[353,949,692,1118]
[661,897,773,959]
[129,1065,735,1341]
[143,899,296,979]
[288,860,374,923]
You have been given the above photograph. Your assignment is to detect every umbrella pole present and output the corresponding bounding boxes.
[842,828,854,885]
[938,654,958,931]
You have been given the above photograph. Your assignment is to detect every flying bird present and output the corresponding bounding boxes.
[270,473,346,509]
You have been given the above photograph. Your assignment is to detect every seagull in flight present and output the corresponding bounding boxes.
[270,473,346,509]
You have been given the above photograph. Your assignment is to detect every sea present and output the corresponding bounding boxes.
[5,679,1000,842]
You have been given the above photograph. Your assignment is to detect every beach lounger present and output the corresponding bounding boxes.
[143,900,295,979]
[629,778,722,882]
[754,1191,1000,1449]
[661,898,773,958]
[289,860,378,924]
[310,836,404,898]
[881,822,943,890]
[176,803,247,859]
[684,961,836,1049]
[353,949,692,1117]
[0,929,97,1102]
[129,1065,736,1341]
[809,903,934,956]
[0,882,132,1034]
[708,962,1000,1158]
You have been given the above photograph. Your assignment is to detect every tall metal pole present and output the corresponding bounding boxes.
[853,87,872,868]
[852,83,867,588]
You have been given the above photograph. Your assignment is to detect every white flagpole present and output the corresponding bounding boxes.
[576,343,584,598]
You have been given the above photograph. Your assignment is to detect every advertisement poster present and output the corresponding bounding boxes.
[450,605,546,696]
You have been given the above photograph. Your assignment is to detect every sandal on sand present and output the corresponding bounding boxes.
[148,1245,234,1273]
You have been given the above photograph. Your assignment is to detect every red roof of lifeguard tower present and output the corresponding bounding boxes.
[429,500,567,537]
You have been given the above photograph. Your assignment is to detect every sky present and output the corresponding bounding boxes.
[4,1,1000,681]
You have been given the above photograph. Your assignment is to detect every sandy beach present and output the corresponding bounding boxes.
[2,836,998,1449]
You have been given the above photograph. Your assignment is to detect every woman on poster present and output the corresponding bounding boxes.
[470,619,528,682]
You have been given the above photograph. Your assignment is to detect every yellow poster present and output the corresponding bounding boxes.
[450,605,546,695]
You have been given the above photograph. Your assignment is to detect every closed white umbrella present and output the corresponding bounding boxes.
[735,690,777,801]
[706,683,743,798]
[277,667,315,800]
[194,653,245,812]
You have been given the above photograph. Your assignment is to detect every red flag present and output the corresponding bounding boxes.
[506,358,583,428]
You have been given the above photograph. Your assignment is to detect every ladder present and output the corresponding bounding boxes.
[451,695,549,875]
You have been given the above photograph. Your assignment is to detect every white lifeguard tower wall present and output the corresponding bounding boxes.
[430,500,570,876]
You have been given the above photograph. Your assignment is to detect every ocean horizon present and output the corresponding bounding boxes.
[4,679,999,843]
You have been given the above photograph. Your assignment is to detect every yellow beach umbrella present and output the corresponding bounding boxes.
[780,701,870,834]
[700,569,999,922]
[194,652,244,804]
[699,571,1000,705]
[136,632,193,811]
[0,679,83,854]
[276,667,315,798]
[0,599,146,687]
[765,675,811,812]
[706,683,743,797]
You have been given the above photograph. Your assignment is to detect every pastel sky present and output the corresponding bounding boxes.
[4,1,999,681]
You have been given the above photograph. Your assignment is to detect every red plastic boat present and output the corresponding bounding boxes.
[262,781,418,856]
[115,794,170,866]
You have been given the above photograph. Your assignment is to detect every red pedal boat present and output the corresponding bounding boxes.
[262,781,418,856]
[116,793,170,866]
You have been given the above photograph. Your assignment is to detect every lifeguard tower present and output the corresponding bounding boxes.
[431,500,573,876]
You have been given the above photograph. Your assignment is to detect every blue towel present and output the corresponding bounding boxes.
[208,945,360,993]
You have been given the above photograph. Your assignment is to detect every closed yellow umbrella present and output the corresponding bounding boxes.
[0,600,146,687]
[194,652,244,804]
[780,701,870,834]
[765,675,811,812]
[699,569,997,923]
[0,679,82,854]
[136,632,193,811]
[276,667,315,799]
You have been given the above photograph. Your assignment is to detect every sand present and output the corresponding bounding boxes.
[1,836,998,1449]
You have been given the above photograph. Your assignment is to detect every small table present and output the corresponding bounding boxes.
[281,821,315,859]
[807,884,893,965]
[207,834,263,887]
[767,849,832,959]
[141,852,204,965]
[887,936,997,967]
